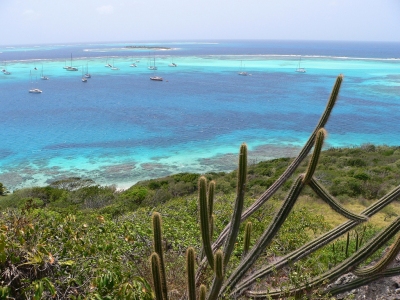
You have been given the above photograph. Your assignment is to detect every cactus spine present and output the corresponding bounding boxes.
[152,212,168,300]
[186,247,196,300]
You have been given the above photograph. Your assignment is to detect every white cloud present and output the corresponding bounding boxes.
[96,5,114,15]
[22,9,41,21]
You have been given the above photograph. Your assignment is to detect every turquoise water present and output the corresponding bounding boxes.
[1,40,400,191]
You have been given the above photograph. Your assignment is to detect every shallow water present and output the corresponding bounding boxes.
[1,40,400,191]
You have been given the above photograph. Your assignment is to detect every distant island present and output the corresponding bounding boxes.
[125,45,171,50]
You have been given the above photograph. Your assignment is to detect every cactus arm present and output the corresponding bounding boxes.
[152,212,168,300]
[303,128,326,184]
[199,176,214,269]
[210,75,343,254]
[244,217,400,298]
[223,143,248,267]
[243,222,252,258]
[325,267,400,296]
[186,247,196,300]
[150,253,164,300]
[208,250,224,300]
[199,284,207,300]
[221,174,305,295]
[308,178,368,222]
[232,184,400,295]
[354,234,400,277]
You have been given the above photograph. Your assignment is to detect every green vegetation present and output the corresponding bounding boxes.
[1,75,400,299]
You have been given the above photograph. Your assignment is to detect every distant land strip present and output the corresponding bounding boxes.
[125,46,171,50]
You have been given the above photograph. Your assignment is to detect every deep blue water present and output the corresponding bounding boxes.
[1,40,400,191]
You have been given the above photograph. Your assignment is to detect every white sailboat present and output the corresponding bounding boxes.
[238,60,248,76]
[2,61,11,75]
[66,53,78,71]
[105,57,112,68]
[168,57,177,67]
[82,67,87,82]
[40,64,49,80]
[148,56,157,70]
[111,59,119,70]
[84,63,91,78]
[295,56,306,73]
[29,71,42,93]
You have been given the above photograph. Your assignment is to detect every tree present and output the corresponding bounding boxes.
[0,182,9,196]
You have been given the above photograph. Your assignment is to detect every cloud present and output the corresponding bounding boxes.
[22,9,41,21]
[96,5,114,15]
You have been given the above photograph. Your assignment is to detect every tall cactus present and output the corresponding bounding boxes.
[152,212,168,300]
[186,247,196,300]
[199,176,214,269]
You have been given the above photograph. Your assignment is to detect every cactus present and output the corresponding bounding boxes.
[223,143,247,267]
[243,222,252,257]
[147,74,400,299]
[199,176,214,269]
[186,247,196,300]
[152,212,168,300]
[150,253,164,300]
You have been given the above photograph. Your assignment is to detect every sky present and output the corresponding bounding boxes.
[1,0,400,45]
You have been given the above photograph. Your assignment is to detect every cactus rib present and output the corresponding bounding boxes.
[308,178,368,222]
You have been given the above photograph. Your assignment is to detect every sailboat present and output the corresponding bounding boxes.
[105,57,112,68]
[111,59,119,70]
[130,57,137,67]
[84,63,91,78]
[168,57,177,67]
[40,64,49,80]
[2,61,11,75]
[295,56,306,73]
[148,56,157,70]
[29,71,42,93]
[66,53,78,71]
[81,67,87,82]
[238,60,248,76]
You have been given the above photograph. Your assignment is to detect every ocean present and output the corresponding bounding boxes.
[1,40,400,191]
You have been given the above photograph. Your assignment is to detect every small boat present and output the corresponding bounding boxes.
[29,71,42,93]
[168,58,177,67]
[238,60,248,76]
[40,64,49,80]
[29,88,42,93]
[150,76,163,81]
[82,67,87,82]
[105,57,112,67]
[111,59,119,70]
[130,63,137,67]
[65,54,78,71]
[295,57,306,73]
[148,56,157,70]
[84,63,91,78]
[2,61,11,75]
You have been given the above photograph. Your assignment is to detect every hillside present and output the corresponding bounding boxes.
[1,144,400,299]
